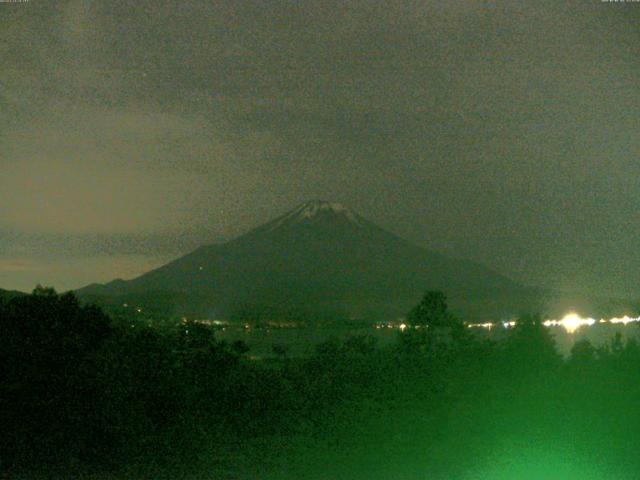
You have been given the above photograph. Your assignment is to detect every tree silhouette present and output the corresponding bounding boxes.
[503,313,561,371]
[407,291,453,328]
[402,291,467,353]
[569,338,597,365]
[0,287,112,467]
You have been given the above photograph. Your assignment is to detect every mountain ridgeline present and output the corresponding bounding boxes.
[77,201,546,322]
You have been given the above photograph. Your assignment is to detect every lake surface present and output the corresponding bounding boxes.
[215,321,640,358]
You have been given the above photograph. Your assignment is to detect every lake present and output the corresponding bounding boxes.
[215,320,640,358]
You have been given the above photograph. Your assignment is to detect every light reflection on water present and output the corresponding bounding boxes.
[215,319,640,358]
[468,313,640,333]
[467,313,640,355]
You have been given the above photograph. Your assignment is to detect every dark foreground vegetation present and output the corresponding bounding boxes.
[2,288,640,479]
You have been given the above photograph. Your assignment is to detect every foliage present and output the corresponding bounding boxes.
[3,288,640,479]
[406,290,456,328]
[502,313,562,371]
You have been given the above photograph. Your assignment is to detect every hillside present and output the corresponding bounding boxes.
[76,201,551,322]
[0,288,27,303]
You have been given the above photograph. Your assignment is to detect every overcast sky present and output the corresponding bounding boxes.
[1,0,640,296]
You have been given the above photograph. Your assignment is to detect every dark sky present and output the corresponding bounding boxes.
[1,0,639,296]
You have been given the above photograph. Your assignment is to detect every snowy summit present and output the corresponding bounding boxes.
[267,200,364,231]
[296,200,349,218]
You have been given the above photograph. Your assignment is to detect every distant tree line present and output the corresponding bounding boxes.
[2,288,640,479]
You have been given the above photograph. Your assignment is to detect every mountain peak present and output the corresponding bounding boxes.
[76,198,534,323]
[297,200,349,217]
[265,200,364,232]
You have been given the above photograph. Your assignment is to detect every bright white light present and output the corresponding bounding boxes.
[610,315,640,325]
[544,313,595,334]
[399,323,407,331]
[467,322,494,329]
[462,314,640,333]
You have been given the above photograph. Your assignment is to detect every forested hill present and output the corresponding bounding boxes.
[0,288,26,302]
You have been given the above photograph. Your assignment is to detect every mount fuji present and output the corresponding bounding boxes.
[77,200,543,322]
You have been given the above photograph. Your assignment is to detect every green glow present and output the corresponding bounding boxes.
[469,448,625,480]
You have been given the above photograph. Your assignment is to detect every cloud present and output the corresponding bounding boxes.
[1,0,640,295]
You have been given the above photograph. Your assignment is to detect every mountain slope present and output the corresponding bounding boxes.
[77,201,543,321]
